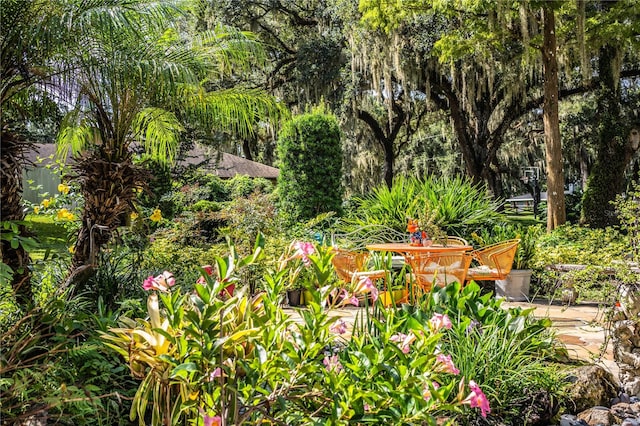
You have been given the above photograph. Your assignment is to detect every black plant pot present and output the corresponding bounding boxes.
[287,289,302,306]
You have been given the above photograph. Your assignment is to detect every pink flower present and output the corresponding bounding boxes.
[363,402,371,412]
[293,241,315,266]
[142,271,175,292]
[142,275,155,291]
[463,380,490,418]
[430,313,452,331]
[323,354,343,372]
[330,319,348,334]
[197,265,214,284]
[390,332,416,354]
[208,367,222,381]
[339,289,360,307]
[423,381,440,400]
[354,276,378,303]
[203,414,221,426]
[436,354,460,375]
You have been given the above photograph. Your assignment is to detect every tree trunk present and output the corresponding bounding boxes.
[242,138,253,161]
[542,6,566,231]
[0,129,32,306]
[65,154,145,288]
[357,107,405,189]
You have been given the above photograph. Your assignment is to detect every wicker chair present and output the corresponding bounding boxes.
[445,236,469,246]
[331,249,390,294]
[465,239,520,282]
[406,251,472,293]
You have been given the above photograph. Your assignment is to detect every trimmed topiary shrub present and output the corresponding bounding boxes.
[276,108,343,223]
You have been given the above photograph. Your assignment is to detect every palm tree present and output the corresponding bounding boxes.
[1,0,73,305]
[56,2,284,286]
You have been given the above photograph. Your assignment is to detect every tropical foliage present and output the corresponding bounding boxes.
[343,176,504,238]
[50,1,284,284]
[101,239,502,425]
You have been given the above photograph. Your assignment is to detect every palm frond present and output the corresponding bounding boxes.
[132,107,183,164]
[178,85,286,138]
[56,110,101,158]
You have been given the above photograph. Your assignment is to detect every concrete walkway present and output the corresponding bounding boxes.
[504,299,618,377]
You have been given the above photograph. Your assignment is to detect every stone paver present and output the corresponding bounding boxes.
[504,300,618,378]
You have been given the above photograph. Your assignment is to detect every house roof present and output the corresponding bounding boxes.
[24,143,279,180]
[180,145,279,179]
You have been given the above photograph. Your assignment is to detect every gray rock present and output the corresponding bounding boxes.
[560,413,590,426]
[621,419,640,426]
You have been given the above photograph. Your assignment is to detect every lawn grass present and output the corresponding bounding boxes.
[506,214,545,226]
[25,214,70,260]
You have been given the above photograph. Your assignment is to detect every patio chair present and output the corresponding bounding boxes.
[406,251,472,293]
[331,249,390,298]
[445,236,469,246]
[465,239,520,282]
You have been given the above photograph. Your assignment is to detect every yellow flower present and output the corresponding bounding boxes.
[68,246,75,254]
[42,199,50,208]
[57,208,75,221]
[57,183,70,194]
[33,206,40,214]
[150,208,162,223]
[130,212,139,221]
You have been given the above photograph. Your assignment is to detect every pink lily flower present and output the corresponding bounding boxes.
[436,354,460,375]
[430,313,452,331]
[293,241,315,266]
[142,271,175,292]
[463,380,491,418]
[323,354,343,372]
[203,414,221,426]
[390,332,417,354]
[354,276,378,303]
[339,289,360,307]
[423,381,440,400]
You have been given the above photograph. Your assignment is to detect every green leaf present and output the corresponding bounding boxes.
[170,362,198,379]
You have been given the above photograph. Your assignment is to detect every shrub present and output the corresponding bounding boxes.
[0,290,137,425]
[277,109,343,223]
[226,175,273,199]
[141,234,229,286]
[532,224,629,267]
[191,200,222,213]
[529,224,631,301]
[343,176,504,238]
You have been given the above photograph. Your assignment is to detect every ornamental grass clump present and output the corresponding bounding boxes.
[415,281,565,425]
[102,237,492,425]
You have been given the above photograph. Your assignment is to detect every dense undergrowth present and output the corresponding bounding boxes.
[3,175,638,424]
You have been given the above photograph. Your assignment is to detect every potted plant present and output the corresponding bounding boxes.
[495,225,542,301]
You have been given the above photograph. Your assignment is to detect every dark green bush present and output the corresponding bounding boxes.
[277,109,343,223]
